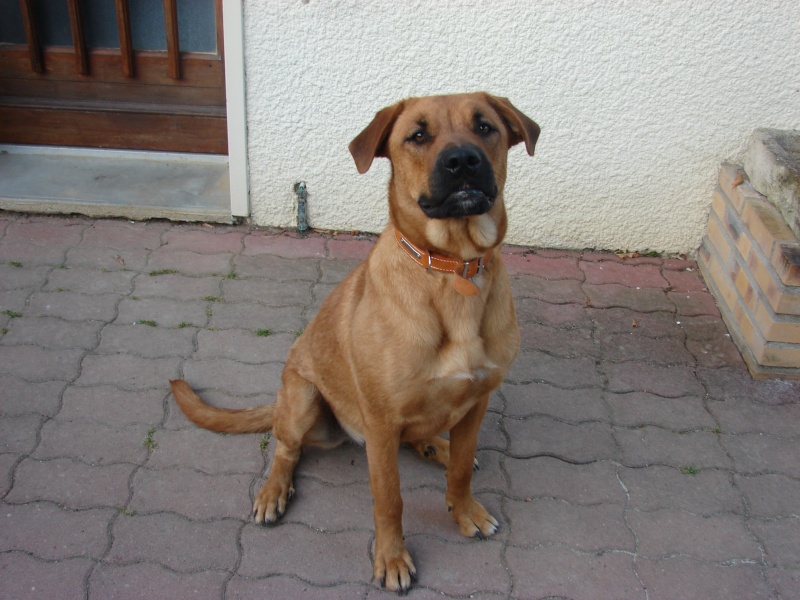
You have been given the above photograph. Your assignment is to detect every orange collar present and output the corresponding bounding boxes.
[394,229,494,296]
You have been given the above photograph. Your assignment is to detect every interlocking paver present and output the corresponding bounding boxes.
[66,244,149,271]
[75,354,181,389]
[0,414,44,454]
[147,248,233,276]
[506,497,634,552]
[629,508,762,561]
[6,457,135,508]
[514,296,591,328]
[0,553,93,600]
[44,266,135,295]
[505,546,643,600]
[602,361,706,397]
[0,453,19,496]
[96,323,195,357]
[222,278,314,306]
[615,427,731,469]
[146,427,263,475]
[244,232,326,258]
[129,467,253,520]
[584,282,673,312]
[195,329,295,363]
[502,381,607,421]
[33,419,150,464]
[722,434,800,478]
[699,366,800,405]
[504,457,625,505]
[115,297,209,329]
[0,376,66,417]
[600,331,694,364]
[636,557,772,600]
[0,263,50,289]
[233,254,319,280]
[507,351,602,387]
[208,302,305,332]
[618,465,743,515]
[0,345,84,381]
[707,396,800,437]
[1,316,103,349]
[605,391,716,430]
[132,272,222,301]
[27,290,120,322]
[505,418,618,461]
[108,512,242,572]
[518,322,597,357]
[162,228,244,254]
[750,518,800,567]
[1,215,798,599]
[58,385,166,426]
[508,275,584,304]
[735,473,800,518]
[0,502,114,559]
[404,536,509,595]
[238,524,373,583]
[89,563,228,600]
[182,358,283,396]
[227,576,370,600]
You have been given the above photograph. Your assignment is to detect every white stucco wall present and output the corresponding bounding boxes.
[243,0,800,254]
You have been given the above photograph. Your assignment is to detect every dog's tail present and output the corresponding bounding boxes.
[170,379,275,434]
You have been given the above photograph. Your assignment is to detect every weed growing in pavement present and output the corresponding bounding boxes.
[144,428,158,450]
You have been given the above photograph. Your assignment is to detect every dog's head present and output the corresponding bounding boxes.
[349,93,539,257]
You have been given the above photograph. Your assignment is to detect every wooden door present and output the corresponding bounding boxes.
[0,0,227,154]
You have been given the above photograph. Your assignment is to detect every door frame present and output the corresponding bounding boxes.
[222,0,248,218]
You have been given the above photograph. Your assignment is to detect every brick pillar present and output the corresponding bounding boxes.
[698,164,800,379]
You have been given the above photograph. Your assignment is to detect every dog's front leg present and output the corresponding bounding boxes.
[446,394,498,538]
[365,427,416,593]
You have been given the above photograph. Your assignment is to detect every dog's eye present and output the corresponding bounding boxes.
[476,122,495,136]
[407,130,429,145]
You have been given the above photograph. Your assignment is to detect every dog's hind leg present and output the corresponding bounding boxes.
[409,437,480,471]
[409,437,450,468]
[253,369,326,525]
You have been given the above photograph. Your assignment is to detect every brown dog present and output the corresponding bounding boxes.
[170,92,539,593]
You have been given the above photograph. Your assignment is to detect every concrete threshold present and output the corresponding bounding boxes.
[0,145,233,224]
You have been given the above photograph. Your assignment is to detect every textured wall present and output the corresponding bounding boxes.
[243,0,800,254]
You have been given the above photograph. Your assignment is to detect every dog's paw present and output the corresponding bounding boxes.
[253,481,294,525]
[448,497,498,539]
[373,545,416,595]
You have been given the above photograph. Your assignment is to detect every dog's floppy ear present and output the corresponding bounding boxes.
[349,101,406,174]
[486,95,540,156]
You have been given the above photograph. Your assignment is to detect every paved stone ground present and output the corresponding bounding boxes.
[0,213,798,600]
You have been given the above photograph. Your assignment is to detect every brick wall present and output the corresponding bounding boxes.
[698,164,800,379]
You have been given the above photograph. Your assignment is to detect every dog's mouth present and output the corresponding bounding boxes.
[418,184,496,219]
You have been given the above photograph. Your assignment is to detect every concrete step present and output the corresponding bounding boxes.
[0,146,233,224]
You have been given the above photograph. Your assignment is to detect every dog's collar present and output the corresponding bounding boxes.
[394,228,493,297]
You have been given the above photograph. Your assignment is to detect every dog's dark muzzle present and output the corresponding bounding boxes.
[418,145,497,219]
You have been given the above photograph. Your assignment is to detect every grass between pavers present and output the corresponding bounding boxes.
[2,309,22,318]
[680,466,700,475]
[203,296,223,302]
[8,261,22,267]
[137,320,157,327]
[256,329,272,337]
[148,269,179,276]
[143,428,157,450]
[260,433,270,451]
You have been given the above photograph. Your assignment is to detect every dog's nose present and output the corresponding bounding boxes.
[441,146,482,175]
